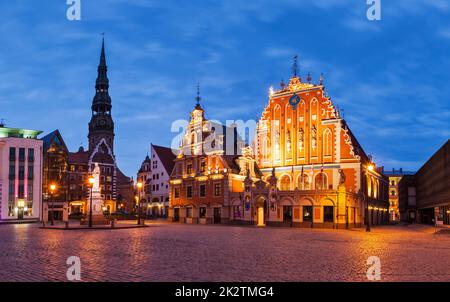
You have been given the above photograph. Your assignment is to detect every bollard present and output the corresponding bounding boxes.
[111,219,115,229]
[65,221,69,229]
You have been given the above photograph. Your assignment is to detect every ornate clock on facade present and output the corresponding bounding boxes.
[289,93,300,109]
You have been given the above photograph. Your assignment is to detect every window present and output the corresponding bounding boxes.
[214,183,221,196]
[28,149,34,162]
[18,165,25,180]
[28,165,34,180]
[18,184,24,199]
[280,175,291,190]
[186,207,193,218]
[315,173,327,190]
[9,165,15,179]
[299,174,310,190]
[187,186,193,198]
[27,184,33,200]
[70,165,75,172]
[8,182,15,200]
[323,206,334,222]
[303,206,313,221]
[200,160,206,173]
[174,187,180,198]
[19,148,25,162]
[187,164,193,174]
[323,129,332,156]
[9,147,16,161]
[199,207,206,218]
[199,184,206,197]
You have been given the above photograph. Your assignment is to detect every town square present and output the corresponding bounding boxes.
[0,0,449,289]
[1,222,450,282]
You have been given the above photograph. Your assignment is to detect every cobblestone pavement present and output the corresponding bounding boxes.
[0,222,449,282]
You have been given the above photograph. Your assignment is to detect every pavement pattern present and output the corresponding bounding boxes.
[0,222,449,282]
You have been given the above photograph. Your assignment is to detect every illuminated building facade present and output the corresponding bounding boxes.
[168,61,390,228]
[252,67,389,228]
[41,130,69,222]
[385,168,415,221]
[67,39,134,215]
[0,124,43,222]
[168,92,255,224]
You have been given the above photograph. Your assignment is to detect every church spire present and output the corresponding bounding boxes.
[96,35,109,91]
[89,37,115,152]
[100,35,106,67]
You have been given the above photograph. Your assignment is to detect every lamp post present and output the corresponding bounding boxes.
[364,164,375,232]
[49,184,57,226]
[136,182,143,225]
[88,176,95,228]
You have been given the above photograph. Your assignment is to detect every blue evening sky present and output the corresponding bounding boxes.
[0,0,449,177]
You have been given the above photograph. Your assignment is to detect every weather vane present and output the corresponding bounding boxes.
[292,54,299,77]
[195,82,201,105]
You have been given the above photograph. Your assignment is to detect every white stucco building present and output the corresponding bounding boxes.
[137,144,176,217]
[0,125,43,222]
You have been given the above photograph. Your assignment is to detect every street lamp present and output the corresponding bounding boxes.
[49,184,57,226]
[136,182,143,225]
[88,176,95,228]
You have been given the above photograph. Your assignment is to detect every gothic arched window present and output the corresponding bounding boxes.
[323,128,332,157]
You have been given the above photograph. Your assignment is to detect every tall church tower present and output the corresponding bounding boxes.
[88,38,115,152]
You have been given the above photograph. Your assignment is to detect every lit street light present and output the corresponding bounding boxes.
[136,181,143,225]
[88,176,95,228]
[49,184,57,226]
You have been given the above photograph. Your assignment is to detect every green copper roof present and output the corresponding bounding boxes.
[0,127,42,139]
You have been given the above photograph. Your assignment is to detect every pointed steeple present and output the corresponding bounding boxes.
[100,36,106,67]
[96,35,109,92]
[89,36,115,152]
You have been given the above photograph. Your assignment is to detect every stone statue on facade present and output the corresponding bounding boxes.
[338,169,346,185]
